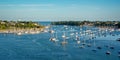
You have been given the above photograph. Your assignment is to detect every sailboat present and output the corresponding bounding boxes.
[49,25,55,34]
[87,30,92,47]
[76,34,81,44]
[75,34,81,44]
[97,46,102,49]
[118,50,120,57]
[92,37,97,52]
[118,54,120,57]
[81,31,87,46]
[118,50,120,54]
[61,31,68,46]
[78,27,87,49]
[116,38,120,41]
[109,46,114,49]
[49,30,55,33]
[106,50,111,55]
[87,39,92,47]
[49,26,59,43]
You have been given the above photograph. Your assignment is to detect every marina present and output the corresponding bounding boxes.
[0,22,120,60]
[0,0,120,60]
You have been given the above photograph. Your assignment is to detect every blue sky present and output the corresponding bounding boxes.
[0,0,120,21]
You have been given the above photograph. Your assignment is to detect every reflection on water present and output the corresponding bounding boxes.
[0,23,120,60]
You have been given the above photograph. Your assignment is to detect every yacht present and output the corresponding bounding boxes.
[106,51,111,55]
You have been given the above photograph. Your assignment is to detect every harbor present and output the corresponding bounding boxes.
[0,0,120,60]
[0,22,120,60]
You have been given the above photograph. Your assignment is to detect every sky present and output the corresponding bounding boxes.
[0,0,120,21]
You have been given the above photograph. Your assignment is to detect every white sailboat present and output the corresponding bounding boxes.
[106,50,111,55]
[92,36,97,52]
[49,26,59,43]
[61,31,68,46]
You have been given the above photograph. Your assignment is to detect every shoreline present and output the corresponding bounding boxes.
[0,20,46,35]
[0,28,45,35]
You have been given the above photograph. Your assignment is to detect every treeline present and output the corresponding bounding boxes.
[0,20,44,29]
[51,21,89,26]
[51,21,120,28]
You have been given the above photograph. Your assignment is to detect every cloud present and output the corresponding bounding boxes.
[0,4,54,7]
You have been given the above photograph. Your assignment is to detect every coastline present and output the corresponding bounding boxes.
[0,20,46,35]
[0,28,45,35]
